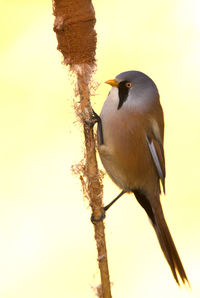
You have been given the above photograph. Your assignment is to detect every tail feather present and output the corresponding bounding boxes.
[133,189,189,286]
[154,211,189,285]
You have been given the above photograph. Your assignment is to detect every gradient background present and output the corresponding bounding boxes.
[0,0,200,297]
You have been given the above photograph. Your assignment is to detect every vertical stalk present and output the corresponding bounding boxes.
[76,67,112,298]
[53,0,112,295]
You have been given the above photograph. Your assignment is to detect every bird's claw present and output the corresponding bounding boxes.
[91,209,106,224]
[84,109,101,128]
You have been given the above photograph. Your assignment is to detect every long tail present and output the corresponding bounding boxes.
[153,206,189,285]
[133,190,189,286]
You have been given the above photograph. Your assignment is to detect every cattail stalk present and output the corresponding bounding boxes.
[53,1,112,297]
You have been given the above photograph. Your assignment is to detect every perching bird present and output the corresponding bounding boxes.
[96,70,189,286]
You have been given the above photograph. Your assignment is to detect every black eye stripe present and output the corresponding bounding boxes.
[117,80,131,110]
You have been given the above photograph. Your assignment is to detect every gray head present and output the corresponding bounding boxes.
[110,71,159,110]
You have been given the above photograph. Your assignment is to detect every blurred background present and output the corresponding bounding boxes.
[0,0,200,297]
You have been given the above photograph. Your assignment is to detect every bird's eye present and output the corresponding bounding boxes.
[125,82,132,88]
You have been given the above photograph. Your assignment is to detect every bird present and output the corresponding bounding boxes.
[95,70,189,286]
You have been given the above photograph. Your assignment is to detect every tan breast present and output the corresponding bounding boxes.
[98,107,162,195]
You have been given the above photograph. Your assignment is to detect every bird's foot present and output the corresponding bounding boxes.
[84,109,104,145]
[91,208,106,224]
[84,109,101,128]
[91,191,126,223]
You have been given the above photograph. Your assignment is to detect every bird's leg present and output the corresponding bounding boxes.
[84,109,104,145]
[104,190,126,211]
[91,190,126,224]
[95,111,104,145]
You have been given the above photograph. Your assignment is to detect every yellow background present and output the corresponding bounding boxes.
[0,0,200,297]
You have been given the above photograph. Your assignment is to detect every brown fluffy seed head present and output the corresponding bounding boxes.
[53,0,97,67]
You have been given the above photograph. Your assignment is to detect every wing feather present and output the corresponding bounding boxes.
[146,133,165,193]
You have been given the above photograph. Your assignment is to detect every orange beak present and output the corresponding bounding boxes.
[105,79,119,87]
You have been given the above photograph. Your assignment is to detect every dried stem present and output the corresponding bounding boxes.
[76,65,112,298]
[52,1,112,297]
